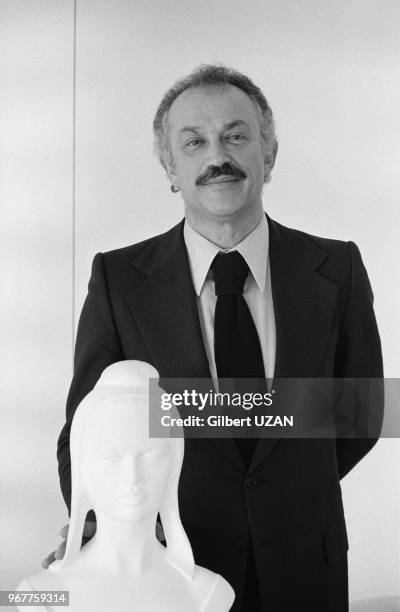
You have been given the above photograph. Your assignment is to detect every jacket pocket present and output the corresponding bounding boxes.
[323,518,349,564]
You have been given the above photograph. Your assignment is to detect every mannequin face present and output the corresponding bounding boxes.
[83,403,172,523]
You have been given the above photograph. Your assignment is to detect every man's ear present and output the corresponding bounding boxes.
[167,165,178,185]
[264,140,278,175]
[166,158,180,189]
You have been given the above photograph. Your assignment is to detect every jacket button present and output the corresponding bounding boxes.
[234,538,247,551]
[246,477,256,488]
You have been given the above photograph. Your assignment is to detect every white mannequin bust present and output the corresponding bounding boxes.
[17,361,234,612]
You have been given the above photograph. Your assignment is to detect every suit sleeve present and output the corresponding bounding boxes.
[57,253,124,514]
[334,241,384,479]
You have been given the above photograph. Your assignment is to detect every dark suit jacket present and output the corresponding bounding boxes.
[57,215,383,612]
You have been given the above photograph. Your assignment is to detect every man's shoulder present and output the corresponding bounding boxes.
[269,217,355,285]
[270,217,350,255]
[104,221,182,259]
[95,221,184,281]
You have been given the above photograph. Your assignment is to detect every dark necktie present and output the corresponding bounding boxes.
[212,250,264,611]
[211,250,265,465]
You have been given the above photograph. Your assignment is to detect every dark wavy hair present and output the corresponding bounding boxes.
[153,64,277,176]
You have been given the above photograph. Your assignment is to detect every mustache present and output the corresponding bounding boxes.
[196,163,247,186]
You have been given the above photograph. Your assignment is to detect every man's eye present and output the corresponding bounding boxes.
[226,134,246,142]
[186,139,202,148]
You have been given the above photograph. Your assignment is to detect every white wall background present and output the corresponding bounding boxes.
[1,0,399,608]
[0,0,75,606]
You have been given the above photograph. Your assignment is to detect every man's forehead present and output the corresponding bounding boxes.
[167,84,261,132]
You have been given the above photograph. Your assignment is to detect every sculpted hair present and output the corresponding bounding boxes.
[153,63,277,176]
[57,361,195,581]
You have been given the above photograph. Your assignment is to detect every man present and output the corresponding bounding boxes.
[51,65,383,611]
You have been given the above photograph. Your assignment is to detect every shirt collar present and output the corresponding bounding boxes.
[184,214,269,296]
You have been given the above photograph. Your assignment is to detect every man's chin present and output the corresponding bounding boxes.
[184,190,254,221]
[202,198,249,219]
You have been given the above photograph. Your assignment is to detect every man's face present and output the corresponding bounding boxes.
[166,85,276,223]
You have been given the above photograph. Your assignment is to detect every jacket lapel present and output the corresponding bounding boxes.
[249,215,340,472]
[126,221,210,379]
[269,215,339,379]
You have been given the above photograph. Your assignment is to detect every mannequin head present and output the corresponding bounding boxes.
[56,361,194,579]
[83,397,172,523]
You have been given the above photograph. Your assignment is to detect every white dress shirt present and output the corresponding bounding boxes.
[183,214,276,386]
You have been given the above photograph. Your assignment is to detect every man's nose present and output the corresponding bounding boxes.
[205,137,232,166]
